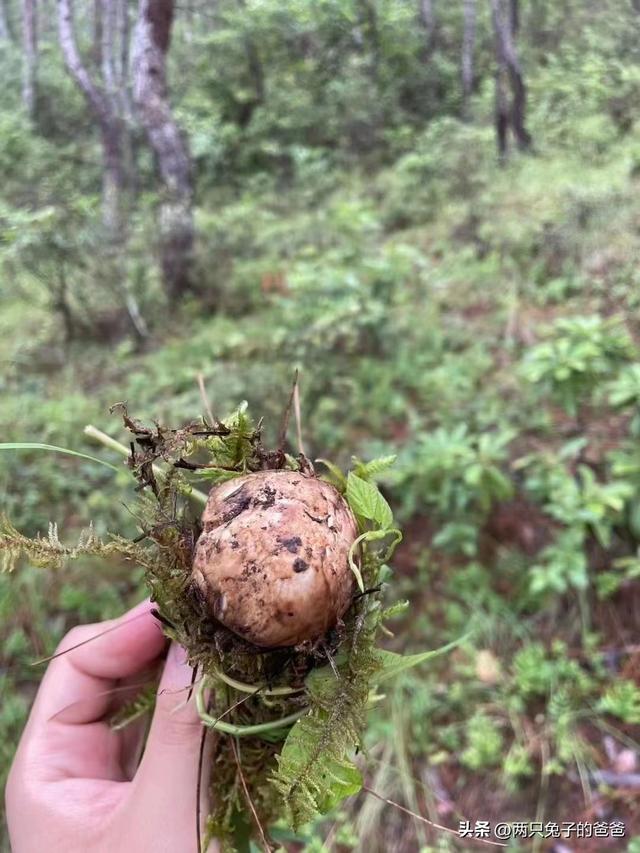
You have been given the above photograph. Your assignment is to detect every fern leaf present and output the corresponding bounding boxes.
[271,607,381,828]
[351,454,397,480]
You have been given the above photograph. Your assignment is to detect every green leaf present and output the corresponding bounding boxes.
[274,714,363,823]
[205,404,256,468]
[316,458,347,490]
[374,634,471,684]
[0,442,120,472]
[348,528,402,592]
[352,454,397,480]
[191,467,242,483]
[381,600,410,621]
[272,601,381,830]
[346,472,393,529]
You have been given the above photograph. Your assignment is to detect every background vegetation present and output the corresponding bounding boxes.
[2,0,640,849]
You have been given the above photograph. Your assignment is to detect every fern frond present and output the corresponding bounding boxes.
[351,454,397,480]
[271,606,382,828]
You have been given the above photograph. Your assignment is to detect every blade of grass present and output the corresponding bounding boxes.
[0,442,120,472]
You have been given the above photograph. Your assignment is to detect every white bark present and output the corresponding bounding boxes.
[131,0,194,300]
[22,0,38,116]
[100,0,117,96]
[58,0,125,234]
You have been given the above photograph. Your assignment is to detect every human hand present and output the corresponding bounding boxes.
[5,600,213,853]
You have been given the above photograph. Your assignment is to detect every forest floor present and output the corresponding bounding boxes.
[3,122,640,851]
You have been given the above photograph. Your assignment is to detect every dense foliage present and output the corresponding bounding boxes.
[2,0,640,850]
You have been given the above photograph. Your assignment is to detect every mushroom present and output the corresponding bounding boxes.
[192,470,358,647]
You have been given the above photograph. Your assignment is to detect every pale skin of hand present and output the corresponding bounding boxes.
[5,600,215,853]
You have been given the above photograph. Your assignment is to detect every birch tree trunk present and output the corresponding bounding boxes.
[22,0,38,117]
[131,0,195,302]
[58,0,126,236]
[461,0,476,113]
[100,0,117,98]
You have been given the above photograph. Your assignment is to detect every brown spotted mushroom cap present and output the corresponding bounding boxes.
[191,470,358,647]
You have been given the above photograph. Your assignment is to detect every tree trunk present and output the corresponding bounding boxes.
[0,0,12,40]
[494,66,509,160]
[116,0,131,96]
[101,0,117,97]
[116,0,129,81]
[461,0,476,112]
[235,0,264,115]
[58,0,126,236]
[244,29,265,107]
[57,0,146,342]
[22,0,38,117]
[509,0,520,36]
[490,0,532,157]
[92,0,103,68]
[419,0,436,51]
[131,0,195,303]
[102,123,126,237]
[356,0,380,82]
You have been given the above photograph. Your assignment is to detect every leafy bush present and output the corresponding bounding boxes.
[608,363,640,435]
[521,315,634,416]
[395,425,514,553]
[461,712,504,771]
[529,528,588,596]
[598,681,640,725]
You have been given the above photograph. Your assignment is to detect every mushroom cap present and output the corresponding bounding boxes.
[192,469,358,647]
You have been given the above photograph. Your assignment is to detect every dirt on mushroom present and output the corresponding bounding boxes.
[192,470,358,647]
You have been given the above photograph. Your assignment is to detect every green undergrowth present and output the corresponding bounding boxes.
[3,403,464,849]
[4,94,640,852]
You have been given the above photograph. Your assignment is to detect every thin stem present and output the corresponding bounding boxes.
[32,611,152,665]
[577,587,591,647]
[0,442,119,472]
[230,737,272,852]
[212,667,303,697]
[362,786,508,848]
[196,372,215,426]
[293,379,305,456]
[195,678,306,736]
[196,695,210,853]
[84,424,208,507]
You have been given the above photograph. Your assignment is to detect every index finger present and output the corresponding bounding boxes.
[28,599,166,728]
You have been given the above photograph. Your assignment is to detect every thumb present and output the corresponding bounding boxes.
[136,642,205,790]
[128,643,216,851]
